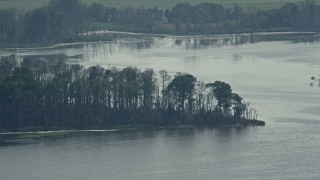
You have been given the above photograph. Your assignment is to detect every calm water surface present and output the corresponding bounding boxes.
[1,33,320,179]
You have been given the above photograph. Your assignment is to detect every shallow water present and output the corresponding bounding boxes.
[1,33,320,179]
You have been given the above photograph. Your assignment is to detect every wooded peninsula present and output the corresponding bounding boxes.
[0,0,269,132]
[0,56,264,132]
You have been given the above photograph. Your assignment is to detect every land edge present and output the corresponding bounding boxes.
[0,120,265,139]
[1,31,318,49]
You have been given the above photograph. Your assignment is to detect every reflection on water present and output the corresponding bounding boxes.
[1,32,320,64]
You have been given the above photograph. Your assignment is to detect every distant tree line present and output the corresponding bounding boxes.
[165,0,320,33]
[0,0,87,44]
[0,0,164,46]
[0,0,320,46]
[0,56,259,131]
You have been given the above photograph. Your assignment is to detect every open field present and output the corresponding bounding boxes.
[1,0,320,12]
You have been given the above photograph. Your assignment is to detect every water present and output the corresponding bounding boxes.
[0,127,319,180]
[1,33,320,179]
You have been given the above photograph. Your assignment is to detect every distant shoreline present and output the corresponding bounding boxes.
[0,31,319,50]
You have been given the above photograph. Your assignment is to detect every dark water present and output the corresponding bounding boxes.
[1,32,320,179]
[0,127,320,180]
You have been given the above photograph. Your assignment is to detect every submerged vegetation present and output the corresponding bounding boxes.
[0,56,263,132]
[0,0,320,47]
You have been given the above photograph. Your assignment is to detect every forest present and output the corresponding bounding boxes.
[0,0,319,47]
[0,56,262,132]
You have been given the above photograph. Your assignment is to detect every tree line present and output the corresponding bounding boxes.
[166,0,320,33]
[0,56,260,131]
[0,0,320,46]
[0,0,164,46]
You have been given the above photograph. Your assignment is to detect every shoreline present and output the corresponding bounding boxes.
[0,120,265,138]
[0,129,119,136]
[0,31,319,50]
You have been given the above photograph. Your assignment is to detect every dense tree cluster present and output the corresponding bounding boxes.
[0,0,163,46]
[166,0,320,33]
[0,0,320,46]
[0,57,258,131]
[0,0,88,44]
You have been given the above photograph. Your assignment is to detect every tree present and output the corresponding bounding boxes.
[167,3,193,31]
[231,93,245,120]
[25,8,50,42]
[88,3,107,22]
[0,9,17,43]
[0,56,17,79]
[140,69,156,109]
[206,81,233,116]
[48,0,88,40]
[158,69,171,110]
[48,0,85,13]
[167,73,196,114]
[299,0,318,30]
